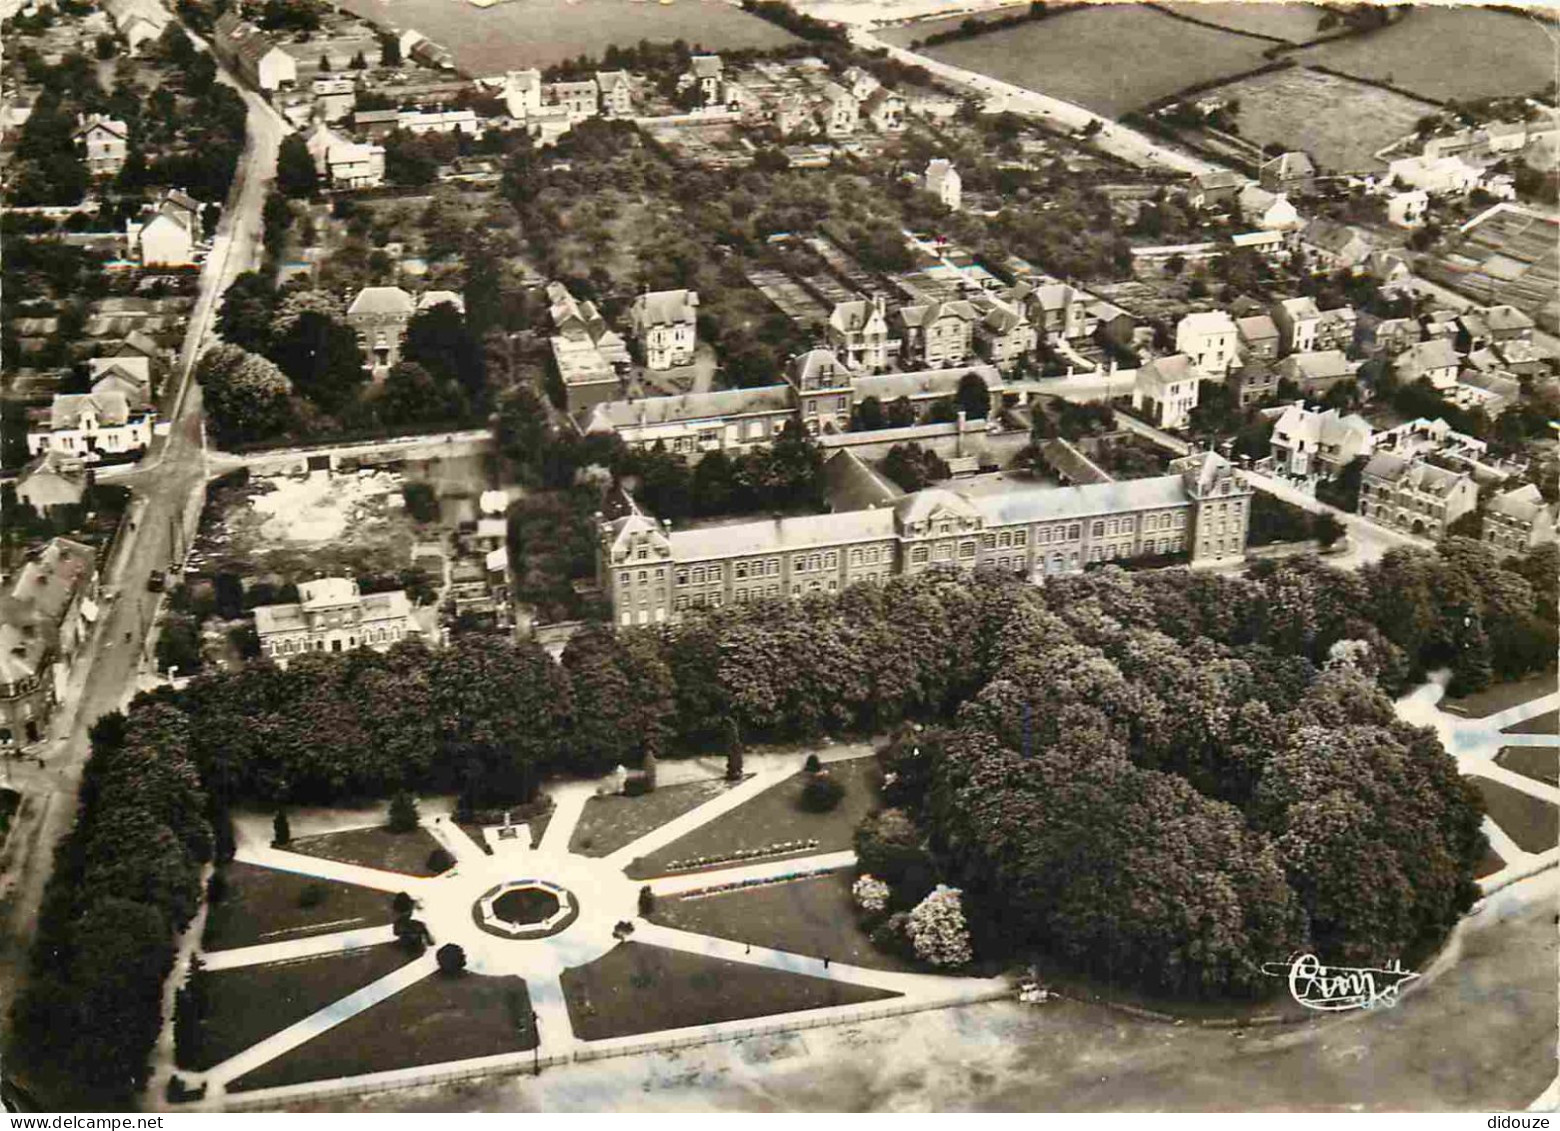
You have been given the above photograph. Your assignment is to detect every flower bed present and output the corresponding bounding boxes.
[664,838,821,873]
[676,864,841,902]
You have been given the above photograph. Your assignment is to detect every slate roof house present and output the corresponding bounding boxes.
[627,289,699,371]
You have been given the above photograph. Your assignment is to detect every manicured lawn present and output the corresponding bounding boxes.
[229,972,535,1093]
[626,758,883,880]
[1443,670,1558,719]
[202,862,399,952]
[1496,747,1558,788]
[1503,711,1558,738]
[561,942,898,1041]
[650,870,917,973]
[897,5,1272,118]
[283,826,449,877]
[185,945,415,1072]
[1468,776,1559,856]
[570,777,741,858]
[1293,5,1556,101]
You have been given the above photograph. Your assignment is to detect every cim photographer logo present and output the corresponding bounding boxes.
[1261,953,1420,1012]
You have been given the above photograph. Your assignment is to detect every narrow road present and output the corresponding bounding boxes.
[0,50,283,1098]
[849,27,1223,177]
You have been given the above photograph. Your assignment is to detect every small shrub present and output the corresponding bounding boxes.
[388,790,420,833]
[803,753,822,773]
[852,874,891,916]
[427,847,455,873]
[272,809,291,847]
[392,891,414,916]
[638,885,655,917]
[436,942,467,975]
[870,911,914,959]
[298,882,326,909]
[799,773,845,813]
[624,773,650,798]
[907,884,973,967]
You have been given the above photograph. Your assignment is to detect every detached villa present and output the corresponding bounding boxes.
[628,289,699,371]
[254,577,414,662]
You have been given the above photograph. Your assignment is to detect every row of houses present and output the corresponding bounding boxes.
[0,538,99,750]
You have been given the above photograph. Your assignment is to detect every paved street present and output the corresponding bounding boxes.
[0,62,284,1066]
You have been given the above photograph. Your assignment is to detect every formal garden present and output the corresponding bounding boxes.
[8,537,1555,1108]
[145,749,997,1106]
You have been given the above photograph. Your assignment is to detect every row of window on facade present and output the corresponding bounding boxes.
[265,626,403,655]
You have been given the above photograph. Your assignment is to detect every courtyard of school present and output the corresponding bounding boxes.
[160,746,1007,1109]
[156,673,1558,1112]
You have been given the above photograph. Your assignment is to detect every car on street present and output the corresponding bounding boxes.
[147,570,166,593]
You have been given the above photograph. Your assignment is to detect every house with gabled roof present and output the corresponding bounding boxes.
[1269,404,1373,479]
[87,355,153,407]
[896,299,976,368]
[595,70,633,117]
[827,296,896,373]
[1133,354,1200,430]
[863,87,905,132]
[973,294,1036,370]
[1188,169,1244,210]
[1175,311,1238,376]
[27,391,153,458]
[820,81,858,137]
[1360,452,1477,539]
[1299,218,1373,272]
[1484,482,1557,556]
[687,54,724,107]
[923,158,961,210]
[346,285,415,369]
[14,451,88,513]
[1394,337,1461,390]
[784,347,853,434]
[628,289,699,371]
[1259,150,1315,196]
[213,11,296,91]
[75,114,128,176]
[1276,349,1354,398]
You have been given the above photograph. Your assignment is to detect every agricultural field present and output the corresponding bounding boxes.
[332,0,798,76]
[1419,207,1560,332]
[1292,6,1557,102]
[1160,1,1327,43]
[895,5,1273,118]
[1221,66,1432,172]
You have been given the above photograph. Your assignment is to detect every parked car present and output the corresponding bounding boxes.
[147,569,166,592]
